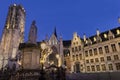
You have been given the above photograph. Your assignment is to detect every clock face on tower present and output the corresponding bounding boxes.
[41,42,46,50]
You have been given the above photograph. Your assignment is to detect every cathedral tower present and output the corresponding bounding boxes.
[0,4,25,69]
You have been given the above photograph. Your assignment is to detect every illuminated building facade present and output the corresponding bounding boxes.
[70,28,120,73]
[0,4,120,74]
[0,4,25,69]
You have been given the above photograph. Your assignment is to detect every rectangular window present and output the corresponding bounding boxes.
[73,55,75,61]
[79,54,82,60]
[107,56,111,61]
[86,60,89,63]
[96,65,100,71]
[76,55,78,60]
[75,47,78,52]
[115,63,120,70]
[104,46,109,53]
[85,51,88,57]
[89,49,93,56]
[87,66,90,71]
[91,65,95,71]
[114,55,119,60]
[72,48,74,52]
[111,44,117,52]
[118,43,120,48]
[95,58,99,62]
[94,48,97,55]
[79,46,81,51]
[90,59,94,63]
[108,64,113,70]
[99,47,103,54]
[100,57,104,62]
[101,64,106,71]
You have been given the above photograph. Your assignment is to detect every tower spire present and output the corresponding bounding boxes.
[28,20,37,44]
[54,27,57,38]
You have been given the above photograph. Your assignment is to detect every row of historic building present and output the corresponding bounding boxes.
[0,4,120,73]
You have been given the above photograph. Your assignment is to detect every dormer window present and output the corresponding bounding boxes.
[117,29,120,35]
[108,30,114,40]
[104,34,107,38]
[94,37,96,42]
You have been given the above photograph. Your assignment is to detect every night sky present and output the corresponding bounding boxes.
[0,0,120,42]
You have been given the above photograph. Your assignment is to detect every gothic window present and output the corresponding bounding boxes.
[111,44,117,52]
[107,56,111,61]
[89,49,93,56]
[104,46,109,53]
[101,64,106,71]
[85,51,88,57]
[115,63,120,70]
[100,57,104,62]
[108,64,113,70]
[95,58,99,62]
[114,55,119,60]
[99,47,103,54]
[96,65,100,71]
[91,65,95,71]
[94,48,97,55]
[87,66,90,71]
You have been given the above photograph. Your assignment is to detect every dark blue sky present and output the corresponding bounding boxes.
[0,0,120,41]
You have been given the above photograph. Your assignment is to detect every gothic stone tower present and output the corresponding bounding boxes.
[0,4,25,69]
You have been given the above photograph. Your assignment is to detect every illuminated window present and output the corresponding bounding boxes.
[117,29,120,35]
[108,64,113,70]
[99,47,103,54]
[104,34,107,38]
[94,37,96,42]
[104,46,109,53]
[111,44,117,52]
